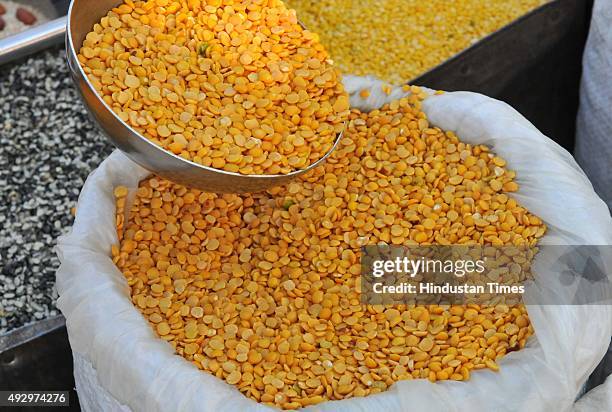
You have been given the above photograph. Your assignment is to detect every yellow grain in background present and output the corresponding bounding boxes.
[287,0,549,84]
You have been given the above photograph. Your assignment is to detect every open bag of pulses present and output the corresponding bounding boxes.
[56,72,612,411]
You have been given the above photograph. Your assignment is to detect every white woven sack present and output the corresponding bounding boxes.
[575,0,612,210]
[574,374,612,411]
[56,76,612,412]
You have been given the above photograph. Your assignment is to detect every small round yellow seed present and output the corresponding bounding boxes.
[115,93,544,409]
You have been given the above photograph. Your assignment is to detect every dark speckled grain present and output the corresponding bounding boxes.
[0,47,112,333]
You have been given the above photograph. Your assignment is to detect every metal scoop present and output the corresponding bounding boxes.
[65,0,343,193]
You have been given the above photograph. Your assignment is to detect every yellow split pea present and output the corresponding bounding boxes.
[78,0,349,175]
[288,0,548,84]
[113,89,545,409]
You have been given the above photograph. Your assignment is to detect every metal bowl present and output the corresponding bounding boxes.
[65,0,342,193]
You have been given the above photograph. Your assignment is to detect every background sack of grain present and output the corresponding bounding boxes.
[575,0,612,211]
[56,78,612,412]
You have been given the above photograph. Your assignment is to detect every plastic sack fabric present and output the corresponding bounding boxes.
[574,375,612,411]
[575,0,612,210]
[56,75,612,412]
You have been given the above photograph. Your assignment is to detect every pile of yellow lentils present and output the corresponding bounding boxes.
[78,0,349,175]
[287,0,549,84]
[112,88,545,409]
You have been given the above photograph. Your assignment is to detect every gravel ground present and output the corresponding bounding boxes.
[0,47,112,334]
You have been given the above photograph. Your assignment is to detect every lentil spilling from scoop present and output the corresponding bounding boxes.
[113,89,545,409]
[286,0,548,84]
[78,0,349,175]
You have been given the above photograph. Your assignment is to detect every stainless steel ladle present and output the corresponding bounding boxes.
[65,0,343,193]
